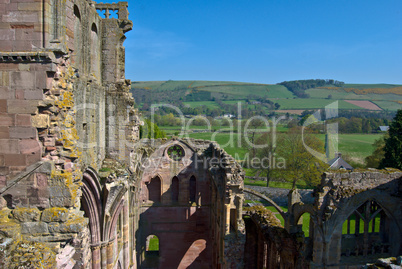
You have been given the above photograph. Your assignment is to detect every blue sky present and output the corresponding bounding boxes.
[107,0,401,84]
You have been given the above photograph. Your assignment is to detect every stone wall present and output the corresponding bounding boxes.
[0,1,139,268]
[245,186,314,206]
[133,138,246,269]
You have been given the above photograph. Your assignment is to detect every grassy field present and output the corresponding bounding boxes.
[183,101,220,109]
[372,100,402,111]
[317,133,383,164]
[184,131,383,165]
[245,201,312,235]
[269,99,362,110]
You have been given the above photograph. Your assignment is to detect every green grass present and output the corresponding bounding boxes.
[317,133,383,164]
[243,178,309,189]
[148,236,159,251]
[183,101,219,109]
[372,100,402,111]
[270,99,362,110]
[342,214,380,234]
[343,83,400,89]
[187,132,248,159]
[306,87,401,101]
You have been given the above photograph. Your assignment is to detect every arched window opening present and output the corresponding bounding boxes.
[230,208,237,232]
[147,176,161,203]
[144,235,160,267]
[90,23,100,78]
[171,176,179,203]
[189,176,196,204]
[298,212,311,238]
[146,235,159,256]
[341,200,390,258]
[73,5,82,69]
[74,5,81,20]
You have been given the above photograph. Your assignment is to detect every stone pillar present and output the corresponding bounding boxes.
[101,244,107,268]
[92,246,101,269]
[225,204,231,234]
[123,203,129,268]
[107,240,115,269]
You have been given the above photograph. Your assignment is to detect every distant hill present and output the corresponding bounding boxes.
[131,80,402,113]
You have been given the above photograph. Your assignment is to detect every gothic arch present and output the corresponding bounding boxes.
[171,176,179,203]
[324,191,401,260]
[147,175,162,203]
[81,168,103,269]
[73,4,82,68]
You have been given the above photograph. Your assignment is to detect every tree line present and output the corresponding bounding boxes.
[278,79,345,98]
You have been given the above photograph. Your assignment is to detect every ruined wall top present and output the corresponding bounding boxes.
[320,170,402,192]
[95,2,129,20]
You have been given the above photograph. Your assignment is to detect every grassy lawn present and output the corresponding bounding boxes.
[148,236,159,251]
[317,133,383,164]
[187,132,248,159]
[341,214,380,234]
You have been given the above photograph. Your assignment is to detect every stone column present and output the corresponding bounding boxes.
[107,240,115,269]
[91,245,101,269]
[123,203,129,268]
[225,204,231,234]
[101,243,107,268]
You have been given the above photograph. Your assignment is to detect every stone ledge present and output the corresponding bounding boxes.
[0,51,53,63]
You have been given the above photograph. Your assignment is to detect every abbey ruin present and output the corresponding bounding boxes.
[0,0,401,268]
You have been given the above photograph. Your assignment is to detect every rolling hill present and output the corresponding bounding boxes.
[131,80,402,113]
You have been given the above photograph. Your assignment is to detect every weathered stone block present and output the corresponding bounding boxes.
[18,2,42,11]
[26,150,41,165]
[31,114,49,128]
[24,89,43,100]
[4,154,26,166]
[35,173,48,187]
[41,207,69,222]
[11,71,35,88]
[19,139,41,154]
[0,139,19,154]
[15,89,24,99]
[48,218,86,234]
[15,114,31,126]
[9,126,36,139]
[0,114,14,126]
[0,86,13,99]
[12,207,41,222]
[7,99,38,114]
[3,12,38,23]
[0,126,9,139]
[21,221,49,234]
[0,174,5,187]
[0,28,15,40]
[0,99,6,112]
[0,221,21,238]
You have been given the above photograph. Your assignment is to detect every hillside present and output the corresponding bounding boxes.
[131,80,402,113]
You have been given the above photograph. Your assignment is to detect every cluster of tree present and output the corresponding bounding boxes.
[139,119,166,139]
[364,110,402,169]
[244,127,327,188]
[297,110,393,134]
[278,79,345,98]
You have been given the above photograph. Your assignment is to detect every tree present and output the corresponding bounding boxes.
[365,136,386,168]
[253,127,327,188]
[275,127,327,188]
[380,110,402,169]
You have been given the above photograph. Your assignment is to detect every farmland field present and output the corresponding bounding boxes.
[317,133,383,163]
[185,131,383,164]
[183,101,220,109]
[372,100,402,111]
[268,99,362,110]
